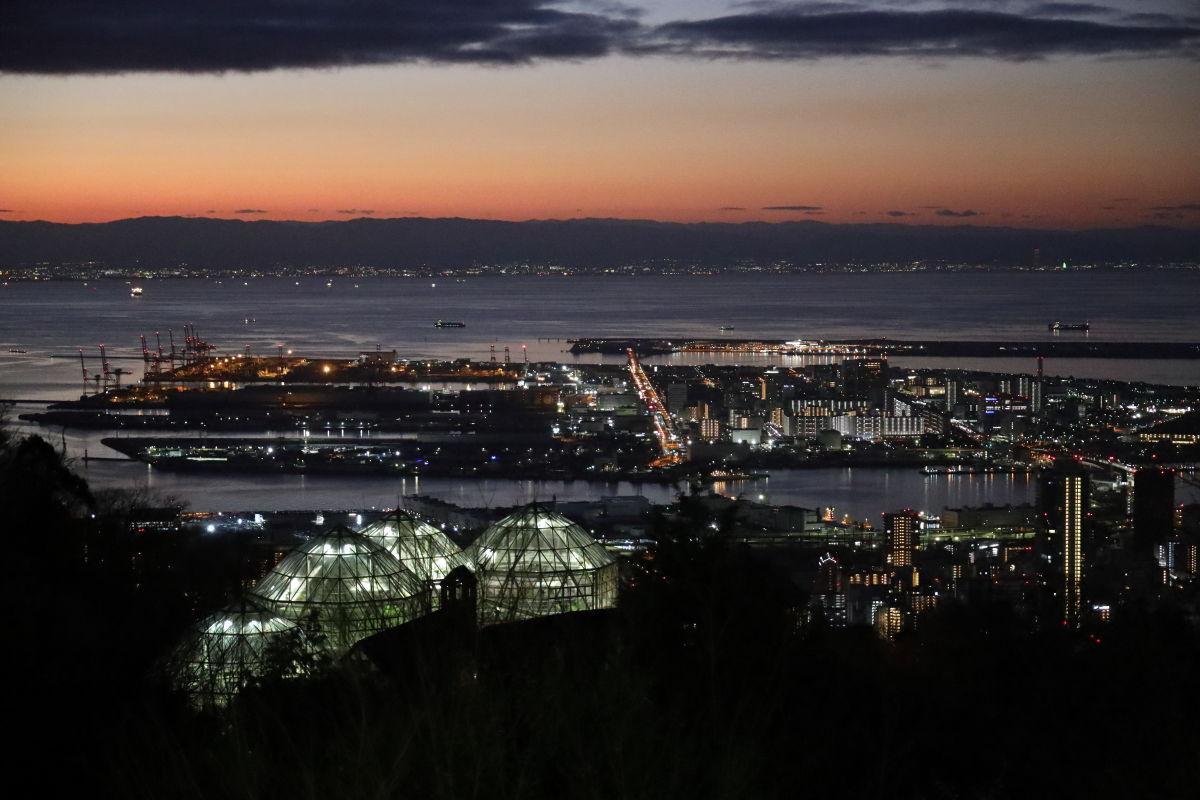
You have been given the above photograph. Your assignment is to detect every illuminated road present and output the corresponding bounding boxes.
[626,348,685,467]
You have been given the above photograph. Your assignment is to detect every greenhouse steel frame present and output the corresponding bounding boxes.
[168,599,313,708]
[466,505,618,625]
[249,525,429,654]
[358,509,469,604]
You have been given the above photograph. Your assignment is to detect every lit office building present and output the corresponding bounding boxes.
[945,379,958,412]
[875,603,911,640]
[884,509,920,568]
[1040,464,1090,628]
[811,553,847,627]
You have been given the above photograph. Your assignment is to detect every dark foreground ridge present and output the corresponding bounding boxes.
[2,215,1199,267]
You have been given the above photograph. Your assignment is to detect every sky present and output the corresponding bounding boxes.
[1,1,1198,228]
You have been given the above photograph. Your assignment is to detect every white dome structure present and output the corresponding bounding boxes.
[358,509,469,601]
[466,505,618,625]
[168,599,313,708]
[249,526,429,654]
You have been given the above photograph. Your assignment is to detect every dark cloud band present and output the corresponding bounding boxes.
[0,1,636,74]
[0,3,1195,74]
[651,8,1199,61]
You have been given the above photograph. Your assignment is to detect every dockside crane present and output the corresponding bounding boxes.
[98,344,112,392]
[78,348,89,395]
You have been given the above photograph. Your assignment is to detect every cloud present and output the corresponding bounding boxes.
[234,209,268,214]
[885,210,912,217]
[762,204,824,211]
[2,3,1195,74]
[1026,3,1114,19]
[0,209,15,213]
[935,208,984,217]
[1123,13,1188,26]
[0,1,638,74]
[719,206,747,211]
[337,209,376,215]
[1149,202,1200,211]
[649,8,1200,61]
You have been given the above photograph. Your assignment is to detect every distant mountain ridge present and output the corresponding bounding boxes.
[0,216,1196,268]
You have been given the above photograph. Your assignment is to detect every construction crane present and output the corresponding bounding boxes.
[140,332,169,384]
[98,344,112,392]
[181,323,216,365]
[78,348,90,395]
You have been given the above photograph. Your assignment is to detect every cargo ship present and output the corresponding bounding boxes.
[434,320,466,328]
[1048,320,1088,332]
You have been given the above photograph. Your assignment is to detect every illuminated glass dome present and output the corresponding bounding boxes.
[168,599,313,708]
[466,505,618,624]
[249,525,429,653]
[358,509,469,591]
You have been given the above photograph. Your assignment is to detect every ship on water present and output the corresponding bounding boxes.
[1048,320,1088,332]
[435,320,466,328]
[130,286,144,297]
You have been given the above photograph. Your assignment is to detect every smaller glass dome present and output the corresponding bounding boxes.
[168,599,313,708]
[249,525,429,653]
[358,509,469,585]
[466,505,618,624]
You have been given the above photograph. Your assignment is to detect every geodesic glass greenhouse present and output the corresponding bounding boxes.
[465,505,619,625]
[168,599,314,708]
[358,509,469,593]
[249,525,429,654]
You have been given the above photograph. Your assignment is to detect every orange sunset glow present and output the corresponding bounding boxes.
[2,3,1199,228]
[3,57,1198,228]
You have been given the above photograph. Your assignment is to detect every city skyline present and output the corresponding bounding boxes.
[2,1,1198,227]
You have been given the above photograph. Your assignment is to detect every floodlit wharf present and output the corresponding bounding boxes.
[169,599,313,708]
[358,509,469,604]
[248,525,429,654]
[466,505,619,625]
